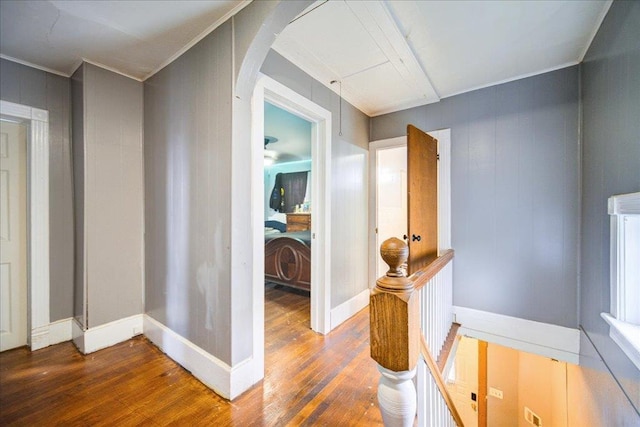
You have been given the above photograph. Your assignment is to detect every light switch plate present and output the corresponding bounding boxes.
[489,387,503,399]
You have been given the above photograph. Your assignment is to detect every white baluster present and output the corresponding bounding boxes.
[377,366,417,427]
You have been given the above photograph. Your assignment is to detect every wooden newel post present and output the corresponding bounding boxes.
[370,238,419,427]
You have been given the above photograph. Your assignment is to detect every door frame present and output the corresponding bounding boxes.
[368,136,406,284]
[368,129,451,283]
[0,100,50,350]
[251,74,332,346]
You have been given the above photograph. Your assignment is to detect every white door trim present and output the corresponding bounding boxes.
[368,129,451,284]
[368,136,406,284]
[252,74,332,337]
[0,100,50,351]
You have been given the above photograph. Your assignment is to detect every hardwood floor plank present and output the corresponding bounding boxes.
[0,286,382,425]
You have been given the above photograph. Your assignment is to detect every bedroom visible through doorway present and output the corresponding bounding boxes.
[250,74,332,389]
[263,101,313,328]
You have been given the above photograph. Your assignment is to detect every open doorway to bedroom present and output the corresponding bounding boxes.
[252,73,332,341]
[263,101,313,333]
[247,75,332,386]
[251,74,332,388]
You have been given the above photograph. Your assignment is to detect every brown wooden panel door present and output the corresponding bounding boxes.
[407,124,438,275]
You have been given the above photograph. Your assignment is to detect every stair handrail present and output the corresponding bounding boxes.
[409,249,454,291]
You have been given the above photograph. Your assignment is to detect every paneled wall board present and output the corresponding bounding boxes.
[261,50,370,308]
[144,22,234,364]
[580,0,640,412]
[83,63,144,328]
[0,58,73,322]
[371,66,580,329]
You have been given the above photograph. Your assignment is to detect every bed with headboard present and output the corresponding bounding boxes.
[264,221,311,292]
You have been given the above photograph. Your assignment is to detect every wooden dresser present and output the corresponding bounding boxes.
[286,213,311,231]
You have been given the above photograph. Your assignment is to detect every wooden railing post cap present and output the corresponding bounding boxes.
[376,238,412,291]
[380,237,408,277]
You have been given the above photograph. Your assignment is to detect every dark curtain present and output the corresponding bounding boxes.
[282,172,308,213]
[270,171,308,213]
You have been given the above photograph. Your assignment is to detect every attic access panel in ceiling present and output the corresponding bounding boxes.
[273,0,439,117]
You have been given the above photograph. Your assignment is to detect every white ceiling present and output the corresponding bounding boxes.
[274,0,612,116]
[0,0,250,80]
[1,0,611,116]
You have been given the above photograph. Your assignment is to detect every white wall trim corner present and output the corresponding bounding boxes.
[73,314,143,354]
[72,318,84,350]
[48,318,73,345]
[30,325,51,351]
[0,100,50,351]
[454,306,580,364]
[143,315,234,399]
[229,354,263,400]
[330,288,370,330]
[29,318,73,350]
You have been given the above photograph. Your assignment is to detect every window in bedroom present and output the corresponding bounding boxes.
[601,191,640,371]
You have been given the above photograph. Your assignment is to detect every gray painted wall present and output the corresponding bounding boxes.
[145,22,234,363]
[0,58,73,322]
[71,65,85,326]
[371,66,580,328]
[580,0,640,413]
[575,332,640,420]
[144,13,369,367]
[80,63,144,328]
[261,50,370,308]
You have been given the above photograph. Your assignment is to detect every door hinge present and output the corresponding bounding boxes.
[437,153,440,161]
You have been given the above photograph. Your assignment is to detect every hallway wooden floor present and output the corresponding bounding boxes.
[0,284,381,426]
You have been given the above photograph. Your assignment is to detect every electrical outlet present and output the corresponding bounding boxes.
[489,387,503,399]
[525,406,542,426]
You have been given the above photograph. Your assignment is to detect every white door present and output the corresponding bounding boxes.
[0,120,28,352]
[449,336,479,427]
[375,146,407,277]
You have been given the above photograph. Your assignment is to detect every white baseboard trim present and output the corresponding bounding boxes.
[73,314,143,354]
[453,306,580,364]
[29,317,74,350]
[144,315,236,399]
[30,325,50,351]
[49,318,73,345]
[72,318,84,351]
[229,354,263,400]
[330,288,370,330]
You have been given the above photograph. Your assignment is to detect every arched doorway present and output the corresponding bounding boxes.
[228,1,319,398]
